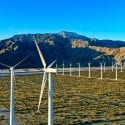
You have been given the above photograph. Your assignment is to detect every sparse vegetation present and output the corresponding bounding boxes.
[1,70,125,124]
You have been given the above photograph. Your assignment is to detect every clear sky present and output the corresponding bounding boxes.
[0,0,125,41]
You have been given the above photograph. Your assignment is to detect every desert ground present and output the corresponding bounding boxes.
[0,68,125,125]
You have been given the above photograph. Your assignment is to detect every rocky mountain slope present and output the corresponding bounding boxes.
[0,31,125,68]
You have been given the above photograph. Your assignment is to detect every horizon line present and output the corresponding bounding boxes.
[0,31,125,42]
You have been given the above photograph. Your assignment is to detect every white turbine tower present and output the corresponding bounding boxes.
[56,63,58,75]
[34,37,56,125]
[70,63,72,76]
[88,63,91,78]
[121,63,123,72]
[112,62,114,72]
[103,62,106,72]
[100,63,103,79]
[62,61,64,75]
[77,63,80,77]
[115,63,118,80]
[0,54,31,125]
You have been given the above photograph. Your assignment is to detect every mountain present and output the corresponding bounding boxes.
[0,31,125,68]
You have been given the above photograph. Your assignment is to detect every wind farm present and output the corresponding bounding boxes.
[1,0,125,124]
[1,64,125,124]
[0,41,125,125]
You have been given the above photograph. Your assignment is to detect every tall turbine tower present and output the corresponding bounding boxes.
[112,62,114,72]
[0,54,31,125]
[70,63,72,76]
[121,63,123,72]
[100,63,103,79]
[88,63,91,78]
[34,37,56,125]
[56,63,58,75]
[115,63,118,80]
[103,62,106,72]
[62,61,64,75]
[77,63,80,77]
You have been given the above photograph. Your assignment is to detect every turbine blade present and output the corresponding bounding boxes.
[48,60,57,68]
[38,72,47,111]
[34,37,46,68]
[14,53,32,68]
[0,62,10,68]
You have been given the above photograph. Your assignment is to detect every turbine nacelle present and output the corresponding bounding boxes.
[44,68,57,73]
[10,67,14,70]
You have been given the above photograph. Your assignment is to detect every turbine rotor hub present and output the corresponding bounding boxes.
[44,68,57,73]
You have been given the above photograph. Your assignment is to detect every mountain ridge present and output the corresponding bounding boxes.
[0,31,125,68]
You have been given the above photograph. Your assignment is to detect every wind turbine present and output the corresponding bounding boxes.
[34,37,56,125]
[56,63,58,75]
[112,62,114,72]
[100,63,103,79]
[62,61,64,75]
[115,63,118,80]
[88,63,91,78]
[77,62,80,77]
[0,54,31,125]
[103,62,106,72]
[121,63,123,72]
[70,63,72,76]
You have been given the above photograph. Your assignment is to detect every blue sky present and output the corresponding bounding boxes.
[0,0,125,40]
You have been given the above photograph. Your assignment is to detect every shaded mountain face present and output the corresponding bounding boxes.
[0,31,125,68]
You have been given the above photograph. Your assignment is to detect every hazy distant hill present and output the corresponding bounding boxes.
[0,31,125,68]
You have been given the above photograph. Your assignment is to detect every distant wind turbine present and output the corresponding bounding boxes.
[70,63,72,76]
[100,63,103,79]
[77,63,80,77]
[0,54,31,125]
[103,62,106,72]
[62,61,64,75]
[56,63,58,75]
[121,63,123,72]
[115,63,118,80]
[88,63,91,78]
[34,37,57,125]
[112,62,114,72]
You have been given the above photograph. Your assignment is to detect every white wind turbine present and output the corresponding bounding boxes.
[77,62,80,77]
[62,61,64,75]
[121,63,123,72]
[34,37,57,125]
[100,63,103,79]
[115,63,118,80]
[70,63,72,76]
[88,62,91,78]
[0,54,31,125]
[103,62,106,72]
[112,62,114,72]
[56,63,58,75]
